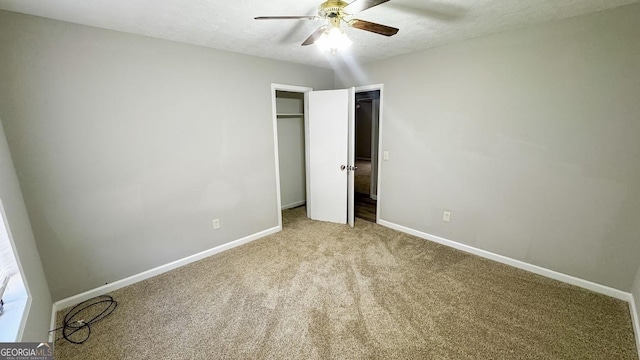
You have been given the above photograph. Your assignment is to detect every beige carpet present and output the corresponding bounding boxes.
[54,207,638,359]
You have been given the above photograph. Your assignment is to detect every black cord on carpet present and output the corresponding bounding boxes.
[49,295,118,344]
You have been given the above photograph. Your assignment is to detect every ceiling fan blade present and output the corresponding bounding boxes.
[343,0,390,15]
[255,16,318,20]
[349,19,399,36]
[302,26,327,46]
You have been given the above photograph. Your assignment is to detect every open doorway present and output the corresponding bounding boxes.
[272,84,382,228]
[354,90,380,223]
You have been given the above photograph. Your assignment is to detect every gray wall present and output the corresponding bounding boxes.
[1,2,639,306]
[0,10,334,300]
[0,119,52,341]
[276,92,306,209]
[336,3,640,291]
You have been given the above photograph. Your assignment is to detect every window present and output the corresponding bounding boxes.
[0,199,29,342]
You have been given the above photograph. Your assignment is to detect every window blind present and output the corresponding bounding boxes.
[0,218,18,278]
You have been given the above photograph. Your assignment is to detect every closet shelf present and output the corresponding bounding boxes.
[277,113,304,117]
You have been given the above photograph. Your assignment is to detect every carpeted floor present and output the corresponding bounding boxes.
[54,207,638,359]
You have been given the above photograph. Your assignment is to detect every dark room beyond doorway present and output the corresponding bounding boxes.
[354,90,380,222]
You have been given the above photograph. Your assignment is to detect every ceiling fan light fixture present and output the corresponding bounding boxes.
[256,0,398,51]
[316,26,352,54]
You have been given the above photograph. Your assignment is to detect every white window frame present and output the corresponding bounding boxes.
[0,198,31,342]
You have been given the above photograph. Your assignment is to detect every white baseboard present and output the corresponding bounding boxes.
[281,200,306,210]
[48,302,56,343]
[630,294,640,358]
[48,219,639,353]
[377,219,631,301]
[52,226,281,311]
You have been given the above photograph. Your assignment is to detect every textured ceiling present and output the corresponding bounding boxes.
[0,0,638,68]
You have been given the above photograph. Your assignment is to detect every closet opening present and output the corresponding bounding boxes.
[272,85,312,228]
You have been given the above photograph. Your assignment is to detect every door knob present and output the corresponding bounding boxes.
[340,165,358,171]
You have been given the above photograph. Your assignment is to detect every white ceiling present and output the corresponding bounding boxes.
[0,0,637,68]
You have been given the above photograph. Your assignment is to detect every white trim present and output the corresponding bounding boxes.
[354,84,384,93]
[377,219,632,301]
[15,296,31,341]
[48,302,57,343]
[630,294,640,358]
[281,200,306,210]
[53,226,280,310]
[348,86,355,228]
[271,84,313,229]
[304,92,311,219]
[376,87,383,225]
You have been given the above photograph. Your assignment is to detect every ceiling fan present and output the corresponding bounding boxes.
[255,0,399,53]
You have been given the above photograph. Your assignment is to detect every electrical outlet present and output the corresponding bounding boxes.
[443,211,451,222]
[212,219,221,230]
[383,151,389,161]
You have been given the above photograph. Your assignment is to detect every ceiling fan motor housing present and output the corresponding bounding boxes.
[318,0,349,19]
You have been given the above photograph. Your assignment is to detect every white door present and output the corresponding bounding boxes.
[347,87,355,227]
[306,89,351,224]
